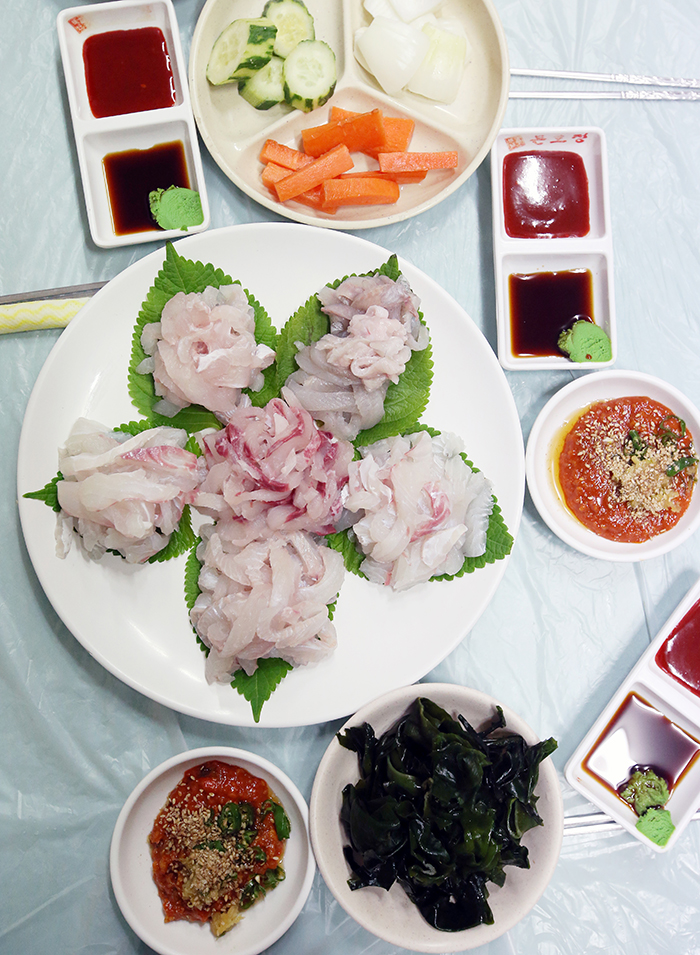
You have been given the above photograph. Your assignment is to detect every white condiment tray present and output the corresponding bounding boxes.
[565,577,700,852]
[57,0,209,248]
[491,127,615,371]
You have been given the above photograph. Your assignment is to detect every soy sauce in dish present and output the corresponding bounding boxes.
[583,691,700,798]
[509,268,593,357]
[103,141,189,235]
[503,150,590,238]
[83,27,176,118]
[656,599,700,698]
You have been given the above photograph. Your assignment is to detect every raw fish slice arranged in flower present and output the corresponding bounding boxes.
[128,243,278,433]
[53,418,206,563]
[194,396,354,535]
[276,254,433,445]
[327,426,513,588]
[342,429,494,590]
[191,521,345,685]
[137,284,276,420]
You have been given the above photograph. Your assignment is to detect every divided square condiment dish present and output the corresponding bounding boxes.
[566,577,700,852]
[57,0,210,248]
[491,127,616,371]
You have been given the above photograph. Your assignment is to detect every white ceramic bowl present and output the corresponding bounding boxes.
[309,683,563,953]
[526,370,700,561]
[110,747,315,955]
[188,0,509,229]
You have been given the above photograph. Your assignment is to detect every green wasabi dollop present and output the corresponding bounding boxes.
[557,319,612,363]
[149,186,204,232]
[620,769,670,816]
[635,807,675,847]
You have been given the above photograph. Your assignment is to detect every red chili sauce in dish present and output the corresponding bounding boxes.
[83,27,176,118]
[557,396,697,542]
[148,760,288,936]
[503,150,590,238]
[655,598,700,698]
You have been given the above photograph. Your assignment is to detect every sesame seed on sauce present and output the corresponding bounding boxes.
[148,760,288,936]
[557,396,697,543]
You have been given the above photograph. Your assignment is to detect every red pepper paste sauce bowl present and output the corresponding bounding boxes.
[526,371,700,561]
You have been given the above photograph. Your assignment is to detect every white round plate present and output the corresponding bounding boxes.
[309,683,563,952]
[188,0,509,229]
[110,746,315,955]
[17,223,523,727]
[526,370,700,561]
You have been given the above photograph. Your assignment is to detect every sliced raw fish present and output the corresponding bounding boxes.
[138,284,275,419]
[283,274,429,440]
[191,522,345,682]
[344,430,494,590]
[194,397,354,535]
[56,419,205,562]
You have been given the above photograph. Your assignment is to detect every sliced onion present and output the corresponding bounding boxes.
[355,16,430,95]
[388,0,442,22]
[407,22,469,103]
[363,0,399,19]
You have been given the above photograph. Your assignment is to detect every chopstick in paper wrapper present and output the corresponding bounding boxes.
[0,281,105,334]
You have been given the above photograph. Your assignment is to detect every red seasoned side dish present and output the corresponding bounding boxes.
[557,396,697,542]
[148,760,289,936]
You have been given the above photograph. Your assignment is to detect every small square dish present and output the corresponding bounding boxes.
[491,127,615,371]
[566,577,700,852]
[57,0,210,248]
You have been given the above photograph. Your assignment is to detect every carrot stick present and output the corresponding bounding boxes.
[261,162,328,210]
[259,139,312,170]
[301,109,387,158]
[329,106,357,122]
[339,170,427,184]
[274,144,354,202]
[378,151,459,172]
[320,177,400,210]
[261,161,291,189]
[329,107,415,157]
[291,186,327,211]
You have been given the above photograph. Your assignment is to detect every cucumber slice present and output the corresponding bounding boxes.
[238,55,286,109]
[262,0,315,58]
[206,18,277,86]
[283,39,337,112]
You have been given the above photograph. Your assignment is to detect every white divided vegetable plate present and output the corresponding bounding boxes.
[189,0,509,228]
[57,0,210,248]
[491,127,616,371]
[566,577,700,853]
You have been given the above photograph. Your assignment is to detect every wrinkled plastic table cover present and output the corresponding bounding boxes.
[2,0,700,953]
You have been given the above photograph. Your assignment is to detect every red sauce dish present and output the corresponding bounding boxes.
[557,396,697,543]
[83,27,176,118]
[148,760,289,936]
[655,598,700,698]
[503,150,590,239]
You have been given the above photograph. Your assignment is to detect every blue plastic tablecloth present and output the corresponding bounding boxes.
[2,1,700,953]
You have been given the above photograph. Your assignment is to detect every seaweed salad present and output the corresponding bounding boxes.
[337,697,557,931]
